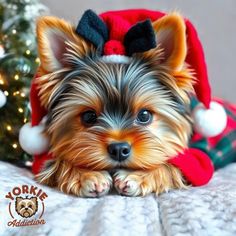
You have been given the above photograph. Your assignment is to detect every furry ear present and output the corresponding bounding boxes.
[30,197,37,204]
[16,197,23,203]
[37,16,93,73]
[152,13,187,71]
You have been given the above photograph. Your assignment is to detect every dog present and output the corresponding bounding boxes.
[25,9,236,197]
[15,197,38,218]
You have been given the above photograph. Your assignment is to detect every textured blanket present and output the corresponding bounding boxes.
[0,161,236,236]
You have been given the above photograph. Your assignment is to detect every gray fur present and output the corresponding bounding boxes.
[46,56,189,132]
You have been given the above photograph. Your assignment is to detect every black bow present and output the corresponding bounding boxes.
[76,10,108,52]
[76,10,157,56]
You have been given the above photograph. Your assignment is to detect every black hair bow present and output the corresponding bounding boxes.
[76,10,157,56]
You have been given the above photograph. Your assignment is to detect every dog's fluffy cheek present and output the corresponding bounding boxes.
[50,133,114,170]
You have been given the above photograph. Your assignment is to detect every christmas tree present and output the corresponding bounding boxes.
[0,0,48,167]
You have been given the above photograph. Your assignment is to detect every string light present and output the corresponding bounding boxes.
[12,29,17,34]
[24,118,27,123]
[20,92,25,97]
[35,57,40,64]
[4,91,9,96]
[0,75,4,85]
[18,108,24,113]
[13,91,20,96]
[26,40,32,46]
[0,73,5,84]
[26,49,31,55]
[6,125,12,131]
[12,143,18,149]
[14,74,19,80]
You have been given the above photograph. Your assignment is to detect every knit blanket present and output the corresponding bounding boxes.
[0,161,236,236]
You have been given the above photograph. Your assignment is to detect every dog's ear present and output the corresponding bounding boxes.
[16,197,23,204]
[140,13,193,92]
[150,13,187,72]
[37,16,93,73]
[30,197,37,204]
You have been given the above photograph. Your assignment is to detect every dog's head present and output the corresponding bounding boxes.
[36,13,193,171]
[15,197,38,218]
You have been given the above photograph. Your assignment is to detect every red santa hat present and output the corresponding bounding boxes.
[19,9,227,174]
[77,9,227,138]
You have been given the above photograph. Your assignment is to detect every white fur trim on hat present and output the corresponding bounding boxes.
[19,116,49,155]
[0,89,7,108]
[102,55,131,64]
[192,101,227,137]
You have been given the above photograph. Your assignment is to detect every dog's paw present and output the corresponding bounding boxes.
[79,171,113,197]
[113,170,152,197]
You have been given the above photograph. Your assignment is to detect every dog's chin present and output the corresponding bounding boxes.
[19,210,34,218]
[22,211,31,218]
[92,159,160,172]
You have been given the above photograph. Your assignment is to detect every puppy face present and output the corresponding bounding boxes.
[15,197,38,218]
[36,13,193,171]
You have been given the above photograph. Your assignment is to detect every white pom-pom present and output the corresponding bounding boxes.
[192,101,227,137]
[0,89,7,108]
[19,119,49,155]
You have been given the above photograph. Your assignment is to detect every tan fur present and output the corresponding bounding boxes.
[114,164,188,196]
[36,16,94,106]
[36,159,112,197]
[37,16,94,73]
[152,13,187,71]
[35,13,194,197]
[138,13,194,92]
[15,197,38,218]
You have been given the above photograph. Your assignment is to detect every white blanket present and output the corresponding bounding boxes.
[0,161,236,236]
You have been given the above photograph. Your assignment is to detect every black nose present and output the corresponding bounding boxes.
[107,142,131,162]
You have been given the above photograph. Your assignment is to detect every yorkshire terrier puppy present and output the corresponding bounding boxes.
[15,197,38,218]
[35,12,194,197]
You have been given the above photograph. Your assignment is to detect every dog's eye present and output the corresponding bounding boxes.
[81,110,97,125]
[29,204,32,209]
[136,109,153,125]
[21,205,24,209]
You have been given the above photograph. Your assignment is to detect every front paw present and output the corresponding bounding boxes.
[79,171,113,197]
[36,159,113,197]
[113,170,152,197]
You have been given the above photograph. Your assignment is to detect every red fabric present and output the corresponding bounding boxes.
[31,10,212,183]
[169,97,236,185]
[168,148,214,186]
[32,10,211,125]
[100,9,211,108]
[30,76,51,175]
[32,153,52,175]
[100,9,165,25]
[185,21,211,108]
[102,14,130,41]
[30,78,47,126]
[100,10,164,56]
[104,40,126,55]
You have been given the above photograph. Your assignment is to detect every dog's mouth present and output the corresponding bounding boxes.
[22,210,32,218]
[108,166,134,175]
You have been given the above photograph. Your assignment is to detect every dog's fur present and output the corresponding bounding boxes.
[35,13,195,197]
[15,197,38,218]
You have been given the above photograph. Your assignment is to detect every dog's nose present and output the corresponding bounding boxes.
[107,142,131,162]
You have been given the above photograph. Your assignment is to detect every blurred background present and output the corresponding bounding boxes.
[42,0,236,102]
